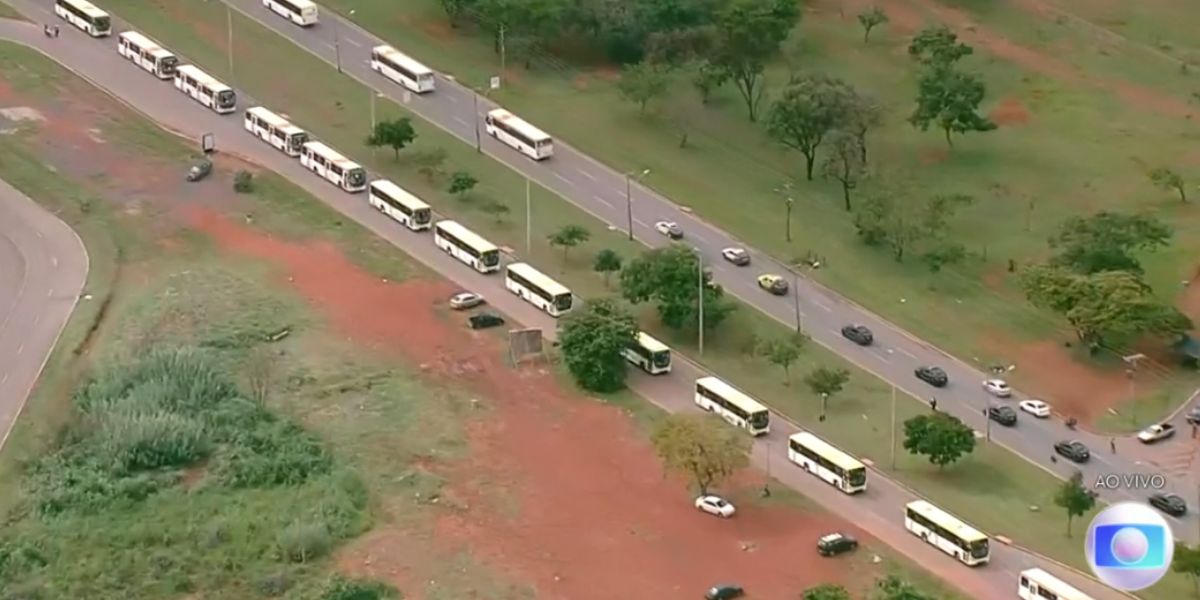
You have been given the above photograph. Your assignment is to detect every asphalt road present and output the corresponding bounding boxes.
[0,10,1141,599]
[0,176,88,452]
[221,0,1198,533]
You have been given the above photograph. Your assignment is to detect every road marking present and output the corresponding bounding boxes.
[813,300,833,313]
[592,194,612,208]
[35,231,42,239]
[871,351,890,363]
[896,347,918,360]
[633,218,648,228]
[345,38,362,48]
[32,313,39,326]
[1,373,7,385]
[46,288,53,298]
[50,255,57,268]
[16,344,22,356]
[554,172,574,187]
[578,169,596,182]
[452,116,469,127]
[322,42,336,52]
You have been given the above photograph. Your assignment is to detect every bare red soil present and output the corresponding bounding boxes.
[989,97,1031,126]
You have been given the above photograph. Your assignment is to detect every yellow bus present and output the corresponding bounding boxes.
[904,500,990,566]
[787,432,867,494]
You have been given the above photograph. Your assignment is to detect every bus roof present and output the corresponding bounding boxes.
[175,64,232,92]
[118,31,172,56]
[246,106,304,134]
[1019,569,1093,600]
[487,109,551,142]
[905,500,987,542]
[788,432,865,472]
[636,331,669,353]
[301,141,362,170]
[372,44,433,75]
[435,220,498,253]
[507,263,571,297]
[695,376,768,414]
[64,0,108,17]
[370,179,430,210]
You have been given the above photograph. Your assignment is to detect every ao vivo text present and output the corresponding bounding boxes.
[1094,473,1167,490]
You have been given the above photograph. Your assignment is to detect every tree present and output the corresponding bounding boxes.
[822,131,866,211]
[803,584,851,600]
[1172,542,1200,595]
[1020,266,1192,350]
[902,412,975,470]
[692,61,728,105]
[907,25,972,67]
[365,117,417,159]
[759,334,806,383]
[482,199,510,223]
[804,366,849,414]
[548,224,590,260]
[558,298,638,392]
[1149,167,1187,203]
[650,413,751,494]
[843,91,882,164]
[448,171,478,199]
[1053,471,1096,538]
[857,7,889,43]
[766,74,855,180]
[920,241,967,275]
[707,0,800,121]
[854,191,972,262]
[620,245,736,331]
[618,61,670,114]
[873,575,932,600]
[909,67,996,148]
[593,249,623,288]
[1048,211,1172,275]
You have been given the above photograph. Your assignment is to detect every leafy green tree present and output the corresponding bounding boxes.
[593,249,623,288]
[439,0,474,27]
[804,366,849,414]
[1172,542,1200,594]
[1020,266,1192,350]
[873,575,933,600]
[706,0,800,121]
[620,245,736,331]
[365,117,417,160]
[907,25,972,66]
[766,74,855,180]
[909,67,996,148]
[842,90,882,164]
[759,334,806,383]
[804,584,851,600]
[857,7,889,43]
[651,413,752,494]
[902,412,975,470]
[474,0,566,68]
[1053,471,1096,538]
[619,61,670,114]
[920,241,967,275]
[1149,167,1188,203]
[854,191,972,262]
[548,224,590,260]
[448,171,478,199]
[1049,211,1172,275]
[822,131,866,211]
[558,298,639,392]
[692,61,729,105]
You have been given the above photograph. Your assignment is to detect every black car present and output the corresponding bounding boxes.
[1187,407,1200,426]
[914,366,948,387]
[1149,493,1188,517]
[841,324,873,346]
[1054,440,1090,463]
[468,312,505,330]
[705,584,744,600]
[987,405,1018,426]
[817,532,858,557]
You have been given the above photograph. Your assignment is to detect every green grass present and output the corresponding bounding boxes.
[0,2,24,20]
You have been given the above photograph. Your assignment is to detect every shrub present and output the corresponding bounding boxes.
[319,575,400,600]
[254,570,294,597]
[234,170,254,193]
[277,521,332,563]
[212,418,331,488]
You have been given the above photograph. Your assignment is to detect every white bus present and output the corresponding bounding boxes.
[173,65,237,114]
[369,179,432,232]
[1018,569,1093,600]
[117,31,179,79]
[787,432,867,494]
[262,0,319,26]
[243,106,308,157]
[694,376,769,436]
[434,220,501,274]
[505,263,573,317]
[623,332,671,375]
[370,45,435,94]
[904,500,990,566]
[485,109,553,161]
[55,0,111,37]
[300,141,367,193]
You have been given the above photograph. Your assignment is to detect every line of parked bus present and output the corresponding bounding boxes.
[52,2,1098,597]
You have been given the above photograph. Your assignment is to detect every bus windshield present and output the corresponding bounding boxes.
[846,467,866,487]
[412,207,432,225]
[288,133,308,154]
[554,293,572,312]
[651,350,670,369]
[216,90,236,109]
[160,56,179,72]
[481,249,500,267]
[346,168,367,188]
[969,539,989,559]
[94,15,110,31]
[748,411,769,429]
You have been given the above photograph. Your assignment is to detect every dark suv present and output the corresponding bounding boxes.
[704,584,744,600]
[1187,407,1200,426]
[817,532,858,557]
[468,312,505,330]
[841,324,873,346]
[987,405,1017,426]
[1149,493,1188,517]
[914,366,949,387]
[1054,440,1090,463]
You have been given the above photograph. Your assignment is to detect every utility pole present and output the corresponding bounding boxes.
[499,24,506,84]
[792,271,802,334]
[334,10,355,74]
[890,384,897,469]
[625,169,650,241]
[226,5,234,81]
[984,404,991,442]
[776,182,794,243]
[1124,353,1146,425]
[525,177,532,256]
[472,91,482,153]
[697,250,705,356]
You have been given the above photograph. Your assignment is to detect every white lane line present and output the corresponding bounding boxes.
[51,256,58,268]
[46,288,53,298]
[592,194,613,208]
[35,231,42,239]
[813,300,833,313]
[896,347,918,360]
[446,94,459,103]
[633,218,649,228]
[1,373,7,385]
[322,42,336,52]
[579,170,597,182]
[32,313,39,326]
[554,172,574,187]
[16,344,22,356]
[871,351,890,363]
[452,116,469,127]
[345,38,363,48]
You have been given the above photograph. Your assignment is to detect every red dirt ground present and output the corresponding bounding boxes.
[989,97,1031,126]
[185,208,879,599]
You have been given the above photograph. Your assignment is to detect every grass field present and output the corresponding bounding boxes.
[70,4,1200,596]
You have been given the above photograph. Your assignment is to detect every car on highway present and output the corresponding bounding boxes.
[654,220,683,240]
[987,405,1018,426]
[1019,399,1051,418]
[468,312,505,330]
[840,324,873,346]
[914,366,948,387]
[1054,440,1090,463]
[757,274,788,296]
[449,291,485,310]
[186,158,213,182]
[721,247,750,266]
[1186,407,1200,426]
[1137,423,1176,444]
[695,495,736,518]
[982,379,1012,398]
[816,532,858,557]
[705,585,745,600]
[1148,493,1188,517]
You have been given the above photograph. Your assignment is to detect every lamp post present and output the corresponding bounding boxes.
[776,182,795,243]
[334,9,355,74]
[472,91,482,153]
[525,177,532,255]
[1123,353,1146,425]
[792,271,802,335]
[890,384,897,469]
[225,4,234,81]
[625,169,650,241]
[694,247,705,356]
[820,392,829,421]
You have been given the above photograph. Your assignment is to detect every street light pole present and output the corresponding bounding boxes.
[472,91,482,153]
[776,182,794,243]
[1123,353,1146,425]
[785,197,794,242]
[225,4,234,81]
[697,250,705,356]
[792,271,802,335]
[890,384,897,469]
[334,10,355,74]
[525,177,532,256]
[984,404,992,441]
[625,169,650,241]
[820,392,829,421]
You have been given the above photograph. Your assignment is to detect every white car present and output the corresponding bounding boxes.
[721,247,750,266]
[695,495,735,518]
[449,292,485,310]
[654,220,683,239]
[982,379,1012,398]
[1019,400,1050,418]
[1137,423,1176,444]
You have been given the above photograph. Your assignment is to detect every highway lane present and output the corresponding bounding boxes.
[211,0,1198,534]
[0,14,1133,599]
[0,176,88,451]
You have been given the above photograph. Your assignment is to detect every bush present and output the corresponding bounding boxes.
[234,170,254,193]
[213,418,331,488]
[277,521,332,563]
[319,575,400,600]
[254,570,294,597]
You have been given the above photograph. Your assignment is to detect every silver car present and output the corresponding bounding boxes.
[449,292,485,310]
